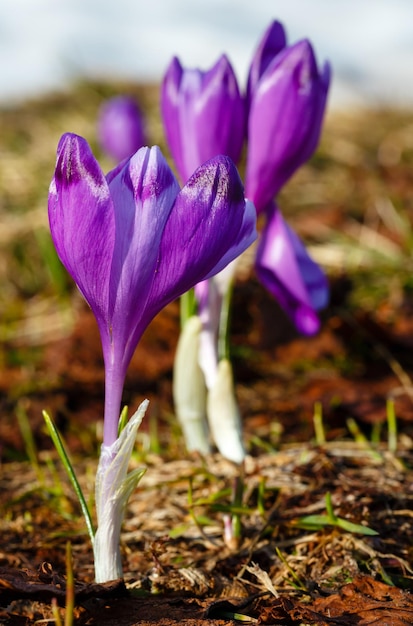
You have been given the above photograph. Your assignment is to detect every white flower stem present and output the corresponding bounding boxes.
[94,400,148,582]
[173,316,210,454]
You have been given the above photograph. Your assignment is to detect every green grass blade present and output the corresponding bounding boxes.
[218,279,233,361]
[43,410,95,545]
[325,492,338,522]
[336,517,378,535]
[180,288,197,327]
[117,405,129,436]
[313,401,326,445]
[386,398,398,453]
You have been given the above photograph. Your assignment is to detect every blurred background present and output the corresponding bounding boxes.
[1,1,413,604]
[1,0,413,109]
[1,0,413,460]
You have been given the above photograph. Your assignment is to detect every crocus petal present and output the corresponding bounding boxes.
[107,146,181,370]
[141,156,256,325]
[245,39,331,212]
[161,55,245,182]
[255,206,328,335]
[246,20,287,111]
[48,133,115,332]
[97,95,146,162]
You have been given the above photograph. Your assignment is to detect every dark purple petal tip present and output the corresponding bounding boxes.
[54,133,104,191]
[187,154,245,207]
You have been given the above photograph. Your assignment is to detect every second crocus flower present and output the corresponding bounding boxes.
[245,37,331,212]
[161,54,245,183]
[162,53,247,462]
[245,29,331,335]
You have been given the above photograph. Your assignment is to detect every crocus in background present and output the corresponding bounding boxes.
[97,95,146,162]
[48,133,256,582]
[163,19,331,461]
[245,31,331,335]
[162,53,246,462]
[245,37,331,209]
[161,54,245,182]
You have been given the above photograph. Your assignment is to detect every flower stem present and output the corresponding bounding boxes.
[218,279,233,361]
[94,401,148,582]
[180,288,197,328]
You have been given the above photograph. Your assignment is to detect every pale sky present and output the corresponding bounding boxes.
[1,0,413,108]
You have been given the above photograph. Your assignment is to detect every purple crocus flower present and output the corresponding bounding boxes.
[161,54,245,183]
[48,133,256,581]
[49,133,256,448]
[161,53,248,461]
[255,203,328,335]
[245,38,331,213]
[245,34,331,335]
[97,95,146,162]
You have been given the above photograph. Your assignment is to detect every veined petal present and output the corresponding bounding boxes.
[161,55,245,182]
[194,55,245,168]
[203,205,256,281]
[107,146,180,367]
[255,207,328,335]
[141,156,256,325]
[48,133,115,330]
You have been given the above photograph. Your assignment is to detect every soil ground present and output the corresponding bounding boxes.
[0,83,413,624]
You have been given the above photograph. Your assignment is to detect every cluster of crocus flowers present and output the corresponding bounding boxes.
[48,133,256,581]
[161,19,331,460]
[97,95,146,162]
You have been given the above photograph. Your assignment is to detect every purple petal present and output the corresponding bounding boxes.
[97,95,146,162]
[246,20,287,112]
[104,147,180,445]
[255,206,328,335]
[161,55,245,182]
[48,133,115,332]
[141,155,256,326]
[160,58,186,179]
[245,39,331,212]
[107,146,180,368]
